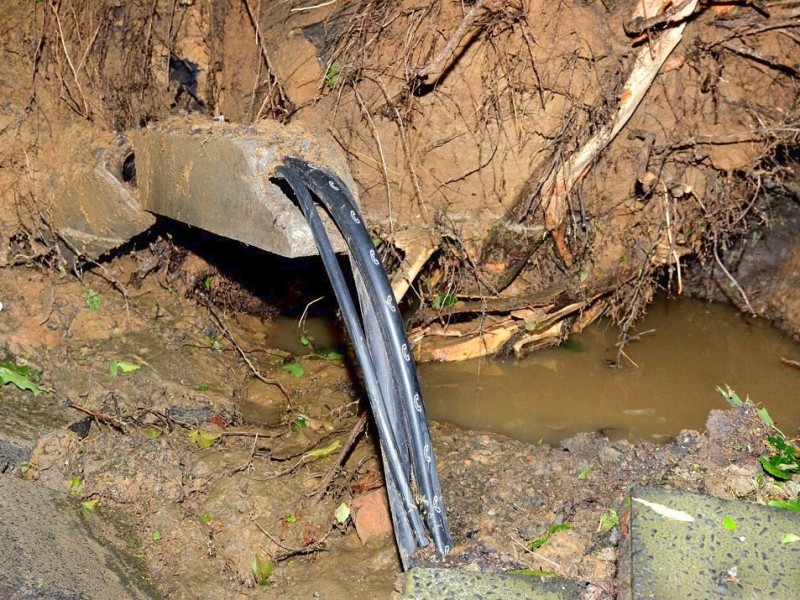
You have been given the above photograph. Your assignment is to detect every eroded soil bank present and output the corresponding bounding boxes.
[1,252,798,599]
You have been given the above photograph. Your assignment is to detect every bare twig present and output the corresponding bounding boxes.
[201,296,293,404]
[49,1,91,119]
[712,231,756,315]
[310,413,368,502]
[65,400,126,432]
[415,0,485,79]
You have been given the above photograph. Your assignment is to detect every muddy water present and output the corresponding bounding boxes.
[267,297,800,445]
[420,297,800,444]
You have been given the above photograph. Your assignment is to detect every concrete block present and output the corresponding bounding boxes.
[630,485,800,598]
[52,145,155,260]
[132,115,351,258]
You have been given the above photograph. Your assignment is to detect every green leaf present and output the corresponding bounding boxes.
[722,515,738,530]
[597,509,619,533]
[528,523,571,550]
[282,362,304,378]
[432,292,458,309]
[199,514,214,524]
[781,533,800,544]
[0,365,41,395]
[508,569,558,577]
[152,531,162,541]
[760,455,797,480]
[578,467,591,480]
[83,288,101,311]
[756,407,774,428]
[251,555,273,586]
[321,350,344,361]
[299,335,311,347]
[81,499,100,511]
[202,276,213,292]
[189,429,220,450]
[196,384,209,392]
[334,502,350,524]
[109,360,141,377]
[148,428,163,439]
[304,439,340,459]
[324,60,343,89]
[285,515,298,524]
[769,499,800,512]
[716,385,742,408]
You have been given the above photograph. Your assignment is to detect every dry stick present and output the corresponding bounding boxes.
[711,231,757,316]
[50,1,90,119]
[241,0,292,121]
[390,234,438,303]
[625,0,696,36]
[662,184,683,294]
[249,513,332,561]
[538,0,699,234]
[415,0,486,79]
[310,413,368,502]
[66,401,126,432]
[353,87,394,234]
[201,298,293,404]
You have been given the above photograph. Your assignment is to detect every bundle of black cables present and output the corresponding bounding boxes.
[276,157,452,564]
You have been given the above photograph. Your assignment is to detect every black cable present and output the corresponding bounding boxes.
[277,165,427,556]
[276,157,452,557]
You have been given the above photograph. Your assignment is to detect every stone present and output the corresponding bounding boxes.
[351,489,393,544]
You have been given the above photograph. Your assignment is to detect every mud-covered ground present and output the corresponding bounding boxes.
[2,246,797,599]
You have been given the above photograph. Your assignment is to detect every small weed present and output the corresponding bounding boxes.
[199,514,214,524]
[717,387,798,485]
[282,362,304,378]
[578,467,591,480]
[251,555,273,586]
[83,288,101,311]
[0,361,43,395]
[324,60,343,89]
[760,436,799,481]
[152,531,162,541]
[597,509,619,533]
[334,502,350,524]
[527,523,571,550]
[432,292,457,309]
[81,498,100,511]
[188,429,220,450]
[769,499,800,512]
[109,359,141,377]
[722,515,738,531]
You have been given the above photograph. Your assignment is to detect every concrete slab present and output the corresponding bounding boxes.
[630,485,800,598]
[52,145,155,261]
[403,567,578,599]
[0,474,157,599]
[132,115,351,258]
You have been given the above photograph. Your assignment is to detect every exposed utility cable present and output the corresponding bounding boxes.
[276,158,452,564]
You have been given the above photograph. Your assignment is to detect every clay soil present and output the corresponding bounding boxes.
[1,251,797,599]
[1,1,800,598]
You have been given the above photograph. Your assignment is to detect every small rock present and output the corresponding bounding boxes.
[351,489,393,544]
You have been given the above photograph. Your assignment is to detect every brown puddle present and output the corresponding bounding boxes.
[420,296,800,444]
[267,297,800,446]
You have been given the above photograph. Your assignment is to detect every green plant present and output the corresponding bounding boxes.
[717,387,798,483]
[597,509,619,533]
[0,361,42,395]
[324,60,343,89]
[251,555,273,586]
[188,429,220,450]
[282,362,304,378]
[760,436,799,481]
[527,523,571,550]
[109,360,140,377]
[83,288,101,311]
[432,292,457,310]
